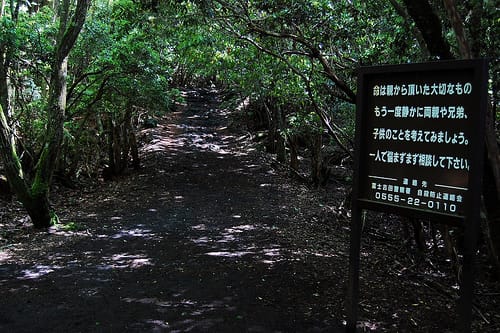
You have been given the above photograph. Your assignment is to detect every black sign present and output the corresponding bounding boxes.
[348,59,488,333]
[354,60,488,223]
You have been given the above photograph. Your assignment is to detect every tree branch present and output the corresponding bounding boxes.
[443,0,472,59]
[246,21,356,103]
[221,23,353,157]
[401,0,454,59]
[56,0,91,63]
[67,65,112,102]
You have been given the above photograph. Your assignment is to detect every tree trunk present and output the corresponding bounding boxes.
[24,194,52,228]
[288,135,299,171]
[274,104,287,163]
[124,107,140,169]
[121,108,132,171]
[401,0,454,59]
[483,110,500,277]
[263,101,276,154]
[129,129,140,169]
[443,0,500,277]
[388,0,430,59]
[443,0,472,59]
[107,115,121,175]
[310,133,322,186]
[106,107,140,177]
[403,0,500,276]
[0,0,89,228]
[0,44,11,115]
[0,0,5,17]
[0,106,27,196]
[468,1,484,58]
[116,126,122,172]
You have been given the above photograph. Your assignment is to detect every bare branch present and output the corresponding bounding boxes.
[246,21,356,102]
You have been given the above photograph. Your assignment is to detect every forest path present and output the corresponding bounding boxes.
[0,89,347,332]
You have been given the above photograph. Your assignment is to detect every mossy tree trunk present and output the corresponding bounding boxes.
[0,0,90,228]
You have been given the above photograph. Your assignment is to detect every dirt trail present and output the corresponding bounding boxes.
[0,90,347,332]
[2,89,499,332]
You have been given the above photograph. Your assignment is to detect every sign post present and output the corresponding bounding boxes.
[348,59,488,332]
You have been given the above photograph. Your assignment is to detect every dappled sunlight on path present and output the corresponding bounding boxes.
[0,89,347,333]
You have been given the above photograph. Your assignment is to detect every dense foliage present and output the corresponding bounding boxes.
[0,0,498,273]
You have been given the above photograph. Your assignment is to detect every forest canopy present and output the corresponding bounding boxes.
[0,1,498,269]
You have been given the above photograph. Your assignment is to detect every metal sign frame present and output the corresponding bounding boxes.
[347,59,488,333]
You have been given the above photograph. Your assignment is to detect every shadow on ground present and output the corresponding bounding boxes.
[0,90,347,332]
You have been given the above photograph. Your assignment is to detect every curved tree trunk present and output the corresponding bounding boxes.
[401,0,453,60]
[0,0,90,228]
